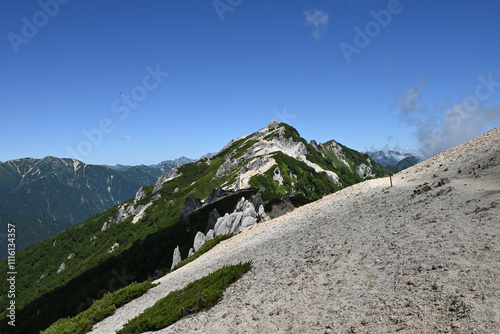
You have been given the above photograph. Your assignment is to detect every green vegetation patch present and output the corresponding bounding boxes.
[118,262,252,334]
[41,281,156,334]
[171,233,235,272]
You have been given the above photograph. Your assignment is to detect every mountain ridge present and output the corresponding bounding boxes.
[92,124,500,333]
[0,121,389,333]
[0,157,166,255]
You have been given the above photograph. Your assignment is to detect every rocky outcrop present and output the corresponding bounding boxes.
[216,159,240,177]
[57,261,66,273]
[131,202,153,224]
[250,192,265,213]
[213,197,269,236]
[153,168,181,193]
[106,200,153,228]
[193,232,207,252]
[134,187,146,203]
[170,246,181,270]
[180,194,202,219]
[203,187,226,205]
[273,167,283,185]
[172,194,270,269]
[205,208,220,233]
[356,163,375,178]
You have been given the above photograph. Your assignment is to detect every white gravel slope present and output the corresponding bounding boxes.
[91,126,500,334]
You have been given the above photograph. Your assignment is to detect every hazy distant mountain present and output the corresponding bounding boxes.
[152,157,196,173]
[385,156,422,172]
[103,164,134,171]
[0,121,389,333]
[200,152,217,159]
[367,150,421,170]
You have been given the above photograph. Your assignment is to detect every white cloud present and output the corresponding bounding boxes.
[392,77,500,158]
[119,136,134,141]
[392,77,428,120]
[304,9,329,39]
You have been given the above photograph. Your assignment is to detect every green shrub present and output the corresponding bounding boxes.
[118,262,252,334]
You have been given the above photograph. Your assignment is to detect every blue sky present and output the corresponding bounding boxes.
[1,0,500,165]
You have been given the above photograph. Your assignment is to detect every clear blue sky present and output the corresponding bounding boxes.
[2,0,500,165]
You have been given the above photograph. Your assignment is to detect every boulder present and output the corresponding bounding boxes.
[171,246,181,270]
[229,212,244,234]
[242,202,257,218]
[239,216,257,231]
[188,248,195,257]
[193,231,207,252]
[205,208,220,233]
[250,192,265,214]
[57,261,66,273]
[180,194,202,219]
[206,229,214,240]
[258,205,269,222]
[204,187,226,205]
[213,213,230,236]
[235,197,246,211]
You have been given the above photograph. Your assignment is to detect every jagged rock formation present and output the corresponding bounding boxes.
[153,168,181,193]
[356,162,376,178]
[205,208,220,233]
[203,187,226,205]
[170,246,181,270]
[213,197,269,236]
[172,193,270,269]
[179,194,202,219]
[193,232,207,252]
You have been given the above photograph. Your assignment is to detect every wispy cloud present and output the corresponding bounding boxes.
[392,76,500,158]
[119,136,134,141]
[392,77,428,121]
[304,9,329,40]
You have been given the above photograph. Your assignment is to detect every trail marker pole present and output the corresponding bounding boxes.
[389,172,393,187]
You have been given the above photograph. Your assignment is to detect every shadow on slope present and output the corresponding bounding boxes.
[3,190,256,334]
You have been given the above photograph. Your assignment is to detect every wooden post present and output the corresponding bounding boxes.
[389,172,393,187]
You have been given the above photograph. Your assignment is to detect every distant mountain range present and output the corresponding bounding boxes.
[366,150,422,171]
[104,156,204,173]
[0,121,389,333]
[0,156,195,256]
